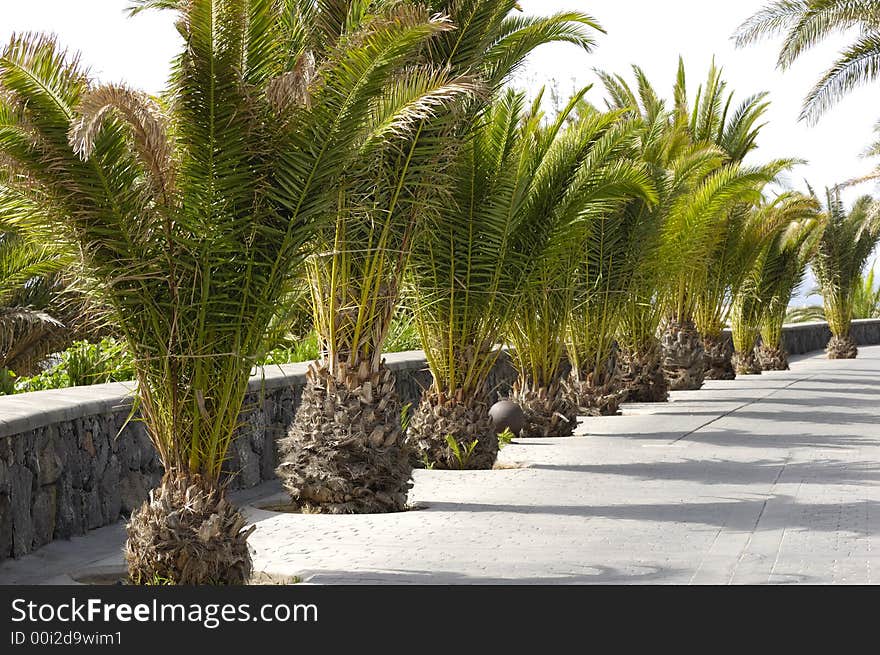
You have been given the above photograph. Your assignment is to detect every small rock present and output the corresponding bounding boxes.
[32,486,58,547]
[119,473,150,515]
[38,441,63,486]
[10,464,34,557]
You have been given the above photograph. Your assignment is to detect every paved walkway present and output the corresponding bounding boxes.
[2,347,880,585]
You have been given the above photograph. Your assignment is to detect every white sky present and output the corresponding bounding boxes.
[3,0,878,195]
[2,0,879,298]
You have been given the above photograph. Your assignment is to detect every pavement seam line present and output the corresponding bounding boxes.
[670,374,817,445]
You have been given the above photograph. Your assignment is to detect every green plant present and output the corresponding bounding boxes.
[400,402,413,433]
[852,264,880,318]
[0,209,75,383]
[664,59,793,384]
[496,428,515,450]
[276,0,603,511]
[0,0,455,584]
[406,85,647,469]
[716,193,821,374]
[385,311,422,353]
[756,209,826,370]
[735,0,880,122]
[0,367,14,395]
[445,435,479,470]
[15,338,134,392]
[260,332,321,366]
[785,304,826,323]
[811,189,880,357]
[600,61,789,394]
[507,91,655,435]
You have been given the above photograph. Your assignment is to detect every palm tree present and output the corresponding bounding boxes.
[695,191,804,379]
[614,113,684,404]
[730,194,824,374]
[600,62,785,393]
[0,0,459,584]
[508,95,655,436]
[406,91,533,469]
[852,263,880,317]
[276,0,604,512]
[598,77,712,403]
[734,0,880,122]
[565,115,659,417]
[729,285,765,375]
[666,59,794,383]
[0,212,71,392]
[406,86,644,468]
[756,208,826,370]
[812,189,880,358]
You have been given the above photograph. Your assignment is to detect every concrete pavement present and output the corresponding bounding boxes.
[2,346,879,585]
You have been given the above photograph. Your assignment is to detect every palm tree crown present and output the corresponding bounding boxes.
[734,0,880,122]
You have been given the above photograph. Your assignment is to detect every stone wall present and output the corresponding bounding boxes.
[781,319,880,356]
[0,350,516,561]
[1,321,877,561]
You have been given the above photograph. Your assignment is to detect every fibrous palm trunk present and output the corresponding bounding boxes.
[276,361,412,513]
[511,379,578,438]
[827,335,858,359]
[568,352,624,417]
[732,350,762,375]
[407,389,498,470]
[756,344,789,370]
[125,472,255,585]
[703,334,736,380]
[661,318,706,391]
[619,341,669,403]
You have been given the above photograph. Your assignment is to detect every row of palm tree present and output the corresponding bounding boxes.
[2,0,879,586]
[734,0,880,363]
[0,0,610,584]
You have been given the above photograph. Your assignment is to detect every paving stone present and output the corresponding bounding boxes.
[3,343,880,583]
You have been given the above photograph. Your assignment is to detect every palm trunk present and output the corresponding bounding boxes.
[703,334,736,380]
[276,361,413,513]
[661,318,706,391]
[732,349,762,375]
[619,341,669,403]
[511,378,578,438]
[125,472,255,585]
[827,334,858,359]
[407,388,498,470]
[568,351,624,416]
[756,344,789,370]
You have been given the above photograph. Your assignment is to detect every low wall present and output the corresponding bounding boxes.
[1,320,878,561]
[780,319,880,355]
[0,350,516,561]
[716,319,880,355]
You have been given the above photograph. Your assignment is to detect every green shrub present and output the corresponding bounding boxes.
[260,331,321,366]
[14,338,134,392]
[385,312,422,353]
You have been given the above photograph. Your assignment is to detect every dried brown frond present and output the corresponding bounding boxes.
[266,51,316,114]
[0,307,64,375]
[69,85,175,201]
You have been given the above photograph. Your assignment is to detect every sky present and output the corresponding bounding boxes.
[2,0,879,300]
